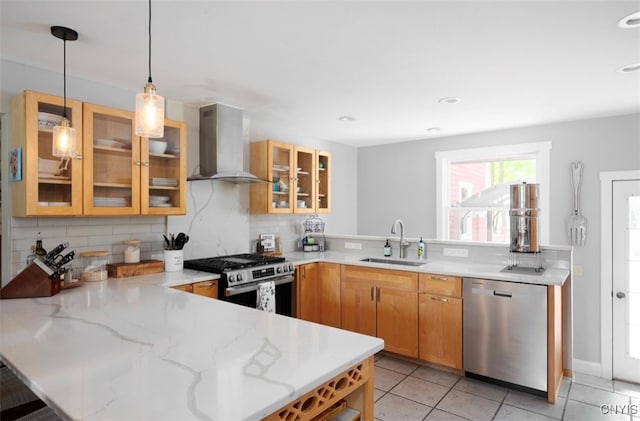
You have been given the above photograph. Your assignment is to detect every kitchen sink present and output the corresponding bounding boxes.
[360,257,426,267]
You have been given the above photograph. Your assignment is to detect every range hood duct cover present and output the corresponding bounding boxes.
[187,103,266,183]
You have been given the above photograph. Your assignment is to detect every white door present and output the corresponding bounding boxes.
[613,179,640,382]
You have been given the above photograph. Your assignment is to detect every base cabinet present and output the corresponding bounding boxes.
[418,274,462,369]
[297,262,341,328]
[172,280,218,299]
[341,265,418,358]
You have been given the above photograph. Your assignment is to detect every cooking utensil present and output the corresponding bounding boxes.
[174,233,186,250]
[568,161,587,246]
[163,234,171,250]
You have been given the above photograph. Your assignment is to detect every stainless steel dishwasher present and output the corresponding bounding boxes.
[463,277,547,392]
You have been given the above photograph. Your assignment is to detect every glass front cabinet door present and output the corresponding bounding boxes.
[11,90,84,216]
[141,119,186,215]
[83,103,140,215]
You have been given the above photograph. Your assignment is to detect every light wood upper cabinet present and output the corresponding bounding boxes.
[341,265,418,357]
[250,140,330,214]
[418,273,462,369]
[11,90,84,216]
[316,150,331,213]
[83,103,140,215]
[11,90,186,217]
[84,103,186,216]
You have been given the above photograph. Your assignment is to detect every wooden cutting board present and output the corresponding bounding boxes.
[107,260,164,278]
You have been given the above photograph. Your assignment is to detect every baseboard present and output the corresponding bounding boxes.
[572,358,603,378]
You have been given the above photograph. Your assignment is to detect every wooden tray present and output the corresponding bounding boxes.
[107,260,164,278]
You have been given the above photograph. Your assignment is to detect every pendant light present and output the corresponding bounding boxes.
[51,26,78,158]
[135,0,164,138]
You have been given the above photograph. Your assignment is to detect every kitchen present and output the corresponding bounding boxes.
[1,1,640,420]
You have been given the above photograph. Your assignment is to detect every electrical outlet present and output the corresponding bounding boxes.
[443,248,469,257]
[344,242,362,250]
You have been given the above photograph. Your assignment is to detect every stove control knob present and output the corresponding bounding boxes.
[228,274,236,284]
[288,264,294,272]
[277,266,283,274]
[283,265,289,272]
[237,273,244,282]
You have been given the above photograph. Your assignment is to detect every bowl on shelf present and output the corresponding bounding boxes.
[148,140,167,154]
[37,112,63,129]
[38,157,62,175]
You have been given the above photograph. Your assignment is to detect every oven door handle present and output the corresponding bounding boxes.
[224,275,295,297]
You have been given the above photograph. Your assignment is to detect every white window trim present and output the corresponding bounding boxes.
[435,141,551,244]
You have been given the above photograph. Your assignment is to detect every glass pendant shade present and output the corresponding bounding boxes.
[52,118,77,158]
[135,82,165,138]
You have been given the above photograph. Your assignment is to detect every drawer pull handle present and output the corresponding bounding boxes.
[197,281,215,287]
[430,276,449,281]
[431,297,449,303]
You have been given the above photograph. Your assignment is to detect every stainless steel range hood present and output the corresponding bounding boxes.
[187,103,266,183]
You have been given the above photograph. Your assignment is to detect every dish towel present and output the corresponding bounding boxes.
[256,281,276,313]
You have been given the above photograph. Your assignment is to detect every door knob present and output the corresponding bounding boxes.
[616,291,626,299]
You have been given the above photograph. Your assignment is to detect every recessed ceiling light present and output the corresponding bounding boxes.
[438,97,461,104]
[426,127,441,132]
[338,116,356,122]
[619,63,640,73]
[618,11,640,28]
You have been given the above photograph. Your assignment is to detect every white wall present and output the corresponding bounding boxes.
[357,113,640,365]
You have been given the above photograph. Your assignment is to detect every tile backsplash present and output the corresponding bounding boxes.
[10,216,166,277]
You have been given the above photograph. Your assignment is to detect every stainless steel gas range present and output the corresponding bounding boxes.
[183,253,295,316]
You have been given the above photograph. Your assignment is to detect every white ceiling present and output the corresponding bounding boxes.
[2,0,639,147]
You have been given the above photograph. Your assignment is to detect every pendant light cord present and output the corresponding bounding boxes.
[147,0,153,84]
[63,37,67,118]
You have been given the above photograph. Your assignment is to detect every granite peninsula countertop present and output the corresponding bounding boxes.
[0,271,383,420]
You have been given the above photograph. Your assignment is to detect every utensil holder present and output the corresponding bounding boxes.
[1,260,60,299]
[164,250,183,272]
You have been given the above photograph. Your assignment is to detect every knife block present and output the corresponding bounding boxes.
[0,260,60,299]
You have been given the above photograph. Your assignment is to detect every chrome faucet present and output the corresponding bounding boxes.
[391,219,410,258]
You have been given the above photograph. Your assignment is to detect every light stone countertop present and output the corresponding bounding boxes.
[0,270,383,420]
[284,251,570,286]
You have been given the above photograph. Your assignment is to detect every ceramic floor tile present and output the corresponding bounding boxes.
[374,393,432,421]
[410,366,461,388]
[374,388,386,402]
[572,372,615,392]
[424,408,471,420]
[494,404,559,421]
[374,366,407,392]
[437,389,501,421]
[453,377,509,402]
[375,356,419,375]
[558,376,572,398]
[503,390,566,419]
[390,376,450,407]
[563,399,630,421]
[569,383,630,407]
[615,380,640,399]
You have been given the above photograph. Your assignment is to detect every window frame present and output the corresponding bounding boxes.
[435,141,551,244]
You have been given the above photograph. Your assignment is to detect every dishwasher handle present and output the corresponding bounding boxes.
[493,290,513,298]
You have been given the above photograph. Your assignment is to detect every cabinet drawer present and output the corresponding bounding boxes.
[342,265,417,290]
[419,273,461,297]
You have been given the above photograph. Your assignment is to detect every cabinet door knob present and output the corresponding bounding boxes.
[143,161,149,167]
[134,160,141,166]
[616,291,626,299]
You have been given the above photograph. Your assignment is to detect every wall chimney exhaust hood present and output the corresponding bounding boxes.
[187,103,267,183]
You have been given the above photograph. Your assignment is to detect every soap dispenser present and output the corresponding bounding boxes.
[418,237,425,260]
[384,239,392,257]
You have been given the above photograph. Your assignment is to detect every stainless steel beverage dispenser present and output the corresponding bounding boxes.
[509,182,540,253]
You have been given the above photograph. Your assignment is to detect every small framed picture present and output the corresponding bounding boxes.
[9,147,22,181]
